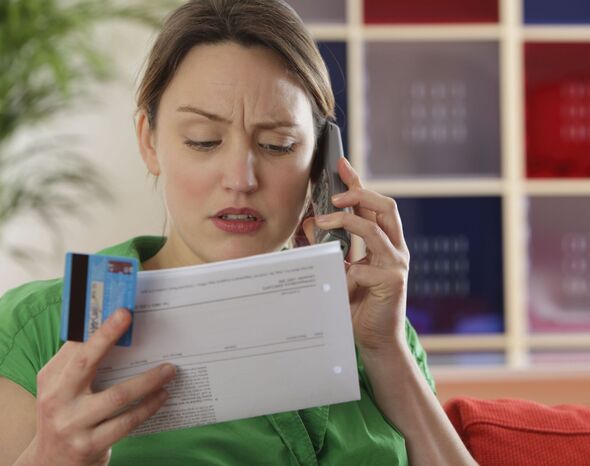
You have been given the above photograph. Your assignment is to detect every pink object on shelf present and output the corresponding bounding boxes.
[363,0,498,24]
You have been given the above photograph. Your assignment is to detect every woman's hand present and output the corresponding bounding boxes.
[303,157,409,356]
[19,308,176,466]
[303,159,478,465]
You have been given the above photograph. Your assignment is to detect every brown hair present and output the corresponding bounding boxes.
[136,0,335,138]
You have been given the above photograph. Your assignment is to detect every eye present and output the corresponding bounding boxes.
[259,143,296,154]
[184,139,221,151]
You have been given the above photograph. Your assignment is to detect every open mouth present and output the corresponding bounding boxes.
[218,214,259,221]
[211,208,265,233]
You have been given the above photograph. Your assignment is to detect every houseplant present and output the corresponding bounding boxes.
[0,0,172,263]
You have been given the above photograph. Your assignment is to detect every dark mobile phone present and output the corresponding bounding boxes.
[310,121,352,257]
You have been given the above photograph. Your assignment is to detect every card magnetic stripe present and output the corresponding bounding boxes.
[61,253,89,342]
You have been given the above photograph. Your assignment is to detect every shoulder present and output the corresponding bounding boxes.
[0,278,64,395]
[0,278,64,332]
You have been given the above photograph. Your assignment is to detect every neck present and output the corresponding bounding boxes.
[141,230,204,270]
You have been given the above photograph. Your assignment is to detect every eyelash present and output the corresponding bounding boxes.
[183,140,296,154]
[184,140,220,151]
[260,143,295,154]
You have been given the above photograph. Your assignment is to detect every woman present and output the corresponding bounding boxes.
[0,1,476,465]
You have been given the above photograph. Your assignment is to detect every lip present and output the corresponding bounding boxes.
[210,207,265,234]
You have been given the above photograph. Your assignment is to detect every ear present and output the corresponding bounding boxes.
[136,110,161,176]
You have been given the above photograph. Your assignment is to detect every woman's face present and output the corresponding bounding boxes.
[137,42,316,267]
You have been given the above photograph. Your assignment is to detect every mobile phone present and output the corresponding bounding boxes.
[310,121,352,257]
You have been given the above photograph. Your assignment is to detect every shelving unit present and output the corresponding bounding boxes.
[289,0,590,370]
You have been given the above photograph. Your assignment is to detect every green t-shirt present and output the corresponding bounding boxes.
[0,236,435,466]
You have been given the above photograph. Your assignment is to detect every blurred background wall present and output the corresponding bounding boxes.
[0,8,165,295]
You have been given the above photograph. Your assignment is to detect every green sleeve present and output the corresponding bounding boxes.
[403,319,436,394]
[0,279,64,397]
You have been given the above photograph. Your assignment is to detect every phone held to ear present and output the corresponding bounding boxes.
[311,121,352,258]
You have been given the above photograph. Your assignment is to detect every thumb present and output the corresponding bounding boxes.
[301,217,317,245]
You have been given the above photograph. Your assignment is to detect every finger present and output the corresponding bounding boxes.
[332,189,407,250]
[61,308,132,396]
[315,212,398,264]
[337,158,375,222]
[338,157,363,190]
[301,217,316,245]
[81,363,176,426]
[91,388,169,451]
[345,262,360,302]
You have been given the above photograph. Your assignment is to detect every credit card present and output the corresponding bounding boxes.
[60,253,138,346]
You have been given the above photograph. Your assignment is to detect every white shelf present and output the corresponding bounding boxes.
[526,180,590,195]
[307,0,590,370]
[524,26,590,41]
[422,333,590,352]
[365,179,505,196]
[432,364,590,380]
[361,25,501,41]
[421,334,506,352]
[528,334,590,349]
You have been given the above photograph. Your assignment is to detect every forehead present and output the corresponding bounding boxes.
[161,42,312,119]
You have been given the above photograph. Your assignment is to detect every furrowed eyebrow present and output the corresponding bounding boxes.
[255,120,300,130]
[176,105,299,130]
[177,105,230,123]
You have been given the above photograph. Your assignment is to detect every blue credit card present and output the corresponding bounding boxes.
[60,253,138,346]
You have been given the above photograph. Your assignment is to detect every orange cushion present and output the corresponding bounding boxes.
[444,397,590,466]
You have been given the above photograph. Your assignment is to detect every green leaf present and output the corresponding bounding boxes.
[0,0,173,263]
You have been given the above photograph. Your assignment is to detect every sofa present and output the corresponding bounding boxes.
[444,397,590,465]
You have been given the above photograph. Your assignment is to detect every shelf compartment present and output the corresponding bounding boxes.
[524,0,590,25]
[527,196,590,332]
[364,41,501,179]
[529,349,590,364]
[397,196,504,335]
[286,0,347,24]
[525,42,590,178]
[317,41,349,155]
[363,0,499,24]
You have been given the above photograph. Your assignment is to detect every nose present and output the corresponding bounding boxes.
[220,142,259,194]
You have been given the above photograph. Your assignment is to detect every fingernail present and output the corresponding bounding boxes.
[342,157,352,167]
[113,308,126,323]
[159,390,169,402]
[332,193,345,202]
[161,364,176,379]
[315,215,328,224]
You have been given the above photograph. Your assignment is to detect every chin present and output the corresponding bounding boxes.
[202,242,279,263]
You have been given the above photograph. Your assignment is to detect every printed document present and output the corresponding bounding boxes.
[94,242,360,435]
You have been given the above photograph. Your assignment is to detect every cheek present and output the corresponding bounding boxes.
[270,161,311,215]
[162,152,213,210]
